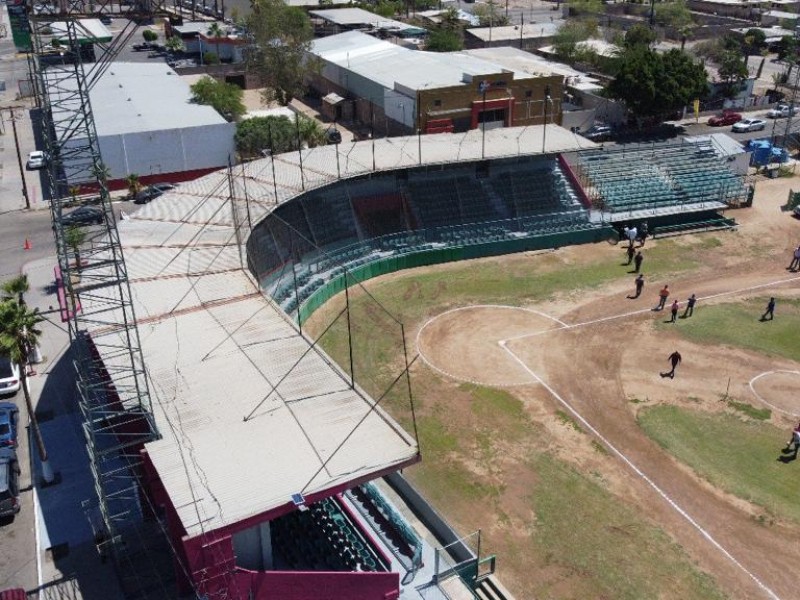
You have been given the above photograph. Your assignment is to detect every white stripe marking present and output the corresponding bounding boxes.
[498,339,782,600]
[748,370,800,417]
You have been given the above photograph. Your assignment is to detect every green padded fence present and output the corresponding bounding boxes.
[297,226,613,324]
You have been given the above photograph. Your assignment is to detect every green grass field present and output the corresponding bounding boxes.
[638,406,799,524]
[300,233,800,597]
[656,298,800,362]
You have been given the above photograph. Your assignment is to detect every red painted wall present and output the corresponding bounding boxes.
[237,569,400,600]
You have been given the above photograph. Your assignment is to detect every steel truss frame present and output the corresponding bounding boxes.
[29,1,170,559]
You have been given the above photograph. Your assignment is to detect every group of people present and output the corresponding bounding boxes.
[622,222,649,249]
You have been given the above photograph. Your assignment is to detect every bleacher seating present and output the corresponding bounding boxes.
[271,496,387,573]
[300,188,359,247]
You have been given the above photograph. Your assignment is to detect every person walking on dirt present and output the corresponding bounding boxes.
[634,251,643,273]
[682,294,696,318]
[660,351,682,379]
[669,299,679,323]
[761,297,776,321]
[629,274,645,299]
[626,244,635,265]
[784,422,800,456]
[655,285,670,311]
[788,245,800,271]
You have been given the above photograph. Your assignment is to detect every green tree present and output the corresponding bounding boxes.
[207,21,224,61]
[653,0,693,29]
[125,173,141,198]
[190,75,246,121]
[0,298,52,483]
[569,0,603,16]
[775,35,797,61]
[203,51,220,65]
[64,225,86,269]
[373,0,401,17]
[608,47,708,121]
[142,29,158,43]
[426,28,463,52]
[553,21,597,62]
[742,28,766,60]
[473,1,510,27]
[624,23,657,49]
[717,50,749,97]
[165,35,184,53]
[234,115,325,158]
[1,275,29,307]
[246,0,318,106]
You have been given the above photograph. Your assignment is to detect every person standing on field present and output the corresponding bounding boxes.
[785,422,800,456]
[660,351,682,378]
[788,245,800,271]
[669,299,679,323]
[655,285,669,311]
[626,244,635,265]
[682,294,696,318]
[634,251,643,273]
[761,297,776,321]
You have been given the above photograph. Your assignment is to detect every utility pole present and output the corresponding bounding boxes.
[542,85,551,154]
[8,109,30,210]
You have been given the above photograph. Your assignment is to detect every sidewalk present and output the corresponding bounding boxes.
[0,3,48,215]
[22,256,124,600]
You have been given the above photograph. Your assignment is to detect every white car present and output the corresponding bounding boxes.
[767,104,796,119]
[26,150,47,170]
[0,357,20,397]
[731,118,766,133]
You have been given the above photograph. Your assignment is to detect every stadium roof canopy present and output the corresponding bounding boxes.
[311,31,538,92]
[87,126,590,538]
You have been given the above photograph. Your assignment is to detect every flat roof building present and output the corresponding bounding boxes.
[308,31,563,135]
[465,20,563,51]
[48,61,235,189]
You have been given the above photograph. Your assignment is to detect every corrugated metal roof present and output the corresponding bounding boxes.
[310,31,531,92]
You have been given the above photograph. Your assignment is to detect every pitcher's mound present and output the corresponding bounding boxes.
[416,305,562,387]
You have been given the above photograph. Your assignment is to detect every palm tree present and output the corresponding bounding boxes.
[207,22,224,63]
[125,173,141,199]
[65,225,86,270]
[1,274,29,307]
[0,299,53,483]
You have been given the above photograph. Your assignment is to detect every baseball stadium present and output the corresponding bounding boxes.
[87,123,799,600]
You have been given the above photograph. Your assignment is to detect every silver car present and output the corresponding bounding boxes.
[731,118,766,133]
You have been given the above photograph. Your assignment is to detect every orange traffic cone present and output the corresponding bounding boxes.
[23,238,31,250]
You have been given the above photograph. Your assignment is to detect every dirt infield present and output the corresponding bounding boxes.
[408,177,800,599]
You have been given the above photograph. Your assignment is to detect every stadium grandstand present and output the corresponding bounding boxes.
[77,124,748,600]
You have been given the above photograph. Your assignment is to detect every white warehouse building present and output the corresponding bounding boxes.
[54,62,235,189]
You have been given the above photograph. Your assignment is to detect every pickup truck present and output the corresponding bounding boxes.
[767,104,796,119]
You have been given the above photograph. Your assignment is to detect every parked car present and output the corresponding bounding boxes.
[61,205,104,226]
[708,111,742,127]
[0,448,20,518]
[767,104,796,119]
[581,124,613,142]
[794,204,800,218]
[0,403,18,449]
[134,183,176,204]
[732,118,766,133]
[0,358,19,397]
[98,14,112,24]
[26,150,47,170]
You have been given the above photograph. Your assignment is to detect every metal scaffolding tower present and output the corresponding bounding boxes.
[28,0,169,562]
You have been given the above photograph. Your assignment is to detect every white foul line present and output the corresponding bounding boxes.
[498,340,782,600]
[414,304,567,387]
[504,273,800,343]
[749,371,800,417]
